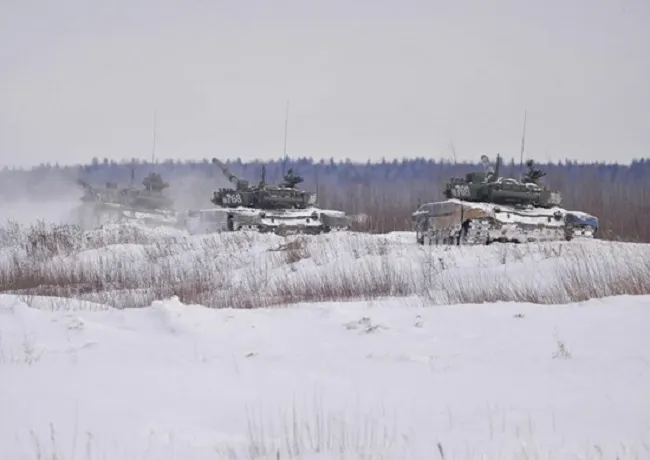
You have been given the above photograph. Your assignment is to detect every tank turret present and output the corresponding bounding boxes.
[210,158,315,210]
[129,171,174,211]
[142,172,169,193]
[442,154,562,208]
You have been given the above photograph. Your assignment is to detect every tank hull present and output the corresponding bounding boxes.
[179,207,350,236]
[412,198,598,245]
[73,201,178,230]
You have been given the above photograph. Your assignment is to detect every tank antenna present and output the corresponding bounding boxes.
[282,99,289,176]
[518,110,527,180]
[148,108,157,191]
[450,141,457,164]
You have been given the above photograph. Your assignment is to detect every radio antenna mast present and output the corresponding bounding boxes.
[518,110,527,179]
[151,108,157,174]
[449,140,457,164]
[282,100,289,176]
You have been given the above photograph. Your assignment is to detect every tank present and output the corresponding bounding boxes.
[412,154,599,245]
[178,159,350,235]
[74,170,178,229]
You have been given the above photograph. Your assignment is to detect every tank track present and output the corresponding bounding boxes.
[230,221,336,236]
[418,218,595,246]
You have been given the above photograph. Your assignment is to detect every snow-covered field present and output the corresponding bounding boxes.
[1,220,650,459]
[2,294,650,459]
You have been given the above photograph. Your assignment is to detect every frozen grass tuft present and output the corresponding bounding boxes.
[21,416,650,460]
[22,402,405,460]
[218,400,402,459]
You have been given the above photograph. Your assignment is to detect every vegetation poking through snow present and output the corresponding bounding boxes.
[0,221,649,309]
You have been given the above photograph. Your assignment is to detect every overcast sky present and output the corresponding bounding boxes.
[1,0,648,167]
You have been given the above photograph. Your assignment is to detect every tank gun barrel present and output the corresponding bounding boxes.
[211,158,239,185]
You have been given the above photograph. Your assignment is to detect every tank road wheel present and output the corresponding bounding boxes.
[417,227,429,245]
[417,229,438,245]
[435,229,447,246]
[442,229,455,245]
[564,224,574,241]
[457,221,470,245]
[276,225,289,237]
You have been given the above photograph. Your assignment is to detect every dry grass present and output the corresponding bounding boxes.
[1,221,649,310]
[20,408,650,460]
[22,402,404,460]
[434,244,650,305]
[217,400,401,459]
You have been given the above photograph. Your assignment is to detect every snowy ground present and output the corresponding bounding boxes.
[1,294,650,459]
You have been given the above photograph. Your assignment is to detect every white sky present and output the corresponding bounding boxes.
[1,0,648,167]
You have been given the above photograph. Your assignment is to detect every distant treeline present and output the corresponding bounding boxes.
[2,156,649,242]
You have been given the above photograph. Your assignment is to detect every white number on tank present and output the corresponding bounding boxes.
[451,184,471,198]
[222,193,242,205]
